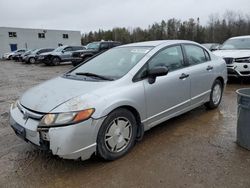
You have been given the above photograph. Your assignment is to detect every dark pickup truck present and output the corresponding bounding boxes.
[71,41,121,66]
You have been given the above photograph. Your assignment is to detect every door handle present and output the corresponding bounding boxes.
[179,73,189,80]
[206,66,213,71]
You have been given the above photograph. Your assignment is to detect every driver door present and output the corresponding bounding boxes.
[143,45,191,128]
[61,47,73,61]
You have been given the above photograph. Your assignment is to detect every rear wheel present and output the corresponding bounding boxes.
[97,109,138,161]
[205,79,223,109]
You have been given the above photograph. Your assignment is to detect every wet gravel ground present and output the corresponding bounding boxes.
[0,60,250,188]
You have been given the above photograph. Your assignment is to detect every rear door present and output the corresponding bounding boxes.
[143,45,191,127]
[183,44,214,106]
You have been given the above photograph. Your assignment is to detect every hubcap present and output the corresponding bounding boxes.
[30,58,35,63]
[104,117,132,153]
[53,58,60,65]
[212,84,222,105]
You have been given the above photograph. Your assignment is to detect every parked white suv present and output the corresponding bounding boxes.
[213,36,250,78]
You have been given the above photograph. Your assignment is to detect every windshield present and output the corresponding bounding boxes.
[31,49,40,54]
[87,42,100,50]
[23,50,33,55]
[69,46,152,80]
[220,38,250,50]
[54,46,65,52]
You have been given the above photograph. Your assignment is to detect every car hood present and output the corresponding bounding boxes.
[213,50,250,58]
[7,52,15,55]
[20,76,109,113]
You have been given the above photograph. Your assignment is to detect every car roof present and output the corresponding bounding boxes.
[120,40,197,47]
[230,35,250,40]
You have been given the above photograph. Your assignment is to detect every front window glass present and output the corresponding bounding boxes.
[100,43,109,50]
[64,47,73,52]
[220,38,250,50]
[87,42,100,50]
[31,49,40,54]
[69,47,152,80]
[54,46,65,52]
[148,45,184,71]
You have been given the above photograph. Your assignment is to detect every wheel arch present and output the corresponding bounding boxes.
[100,105,144,141]
[52,55,61,61]
[215,76,225,89]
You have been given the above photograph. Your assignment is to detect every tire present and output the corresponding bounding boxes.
[205,79,223,109]
[72,61,79,67]
[29,57,36,64]
[83,56,91,63]
[51,57,60,66]
[97,108,138,161]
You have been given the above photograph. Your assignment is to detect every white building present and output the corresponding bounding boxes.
[0,27,81,57]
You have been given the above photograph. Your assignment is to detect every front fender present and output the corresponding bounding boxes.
[92,82,147,121]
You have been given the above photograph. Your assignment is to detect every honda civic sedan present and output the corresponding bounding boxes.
[10,40,227,161]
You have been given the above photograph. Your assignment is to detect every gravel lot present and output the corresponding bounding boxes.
[0,60,250,188]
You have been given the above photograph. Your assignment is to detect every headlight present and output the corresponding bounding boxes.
[39,108,95,127]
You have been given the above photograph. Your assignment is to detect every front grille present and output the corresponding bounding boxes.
[223,58,234,64]
[234,57,250,63]
[17,103,44,120]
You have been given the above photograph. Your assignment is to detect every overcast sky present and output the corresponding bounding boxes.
[0,0,249,33]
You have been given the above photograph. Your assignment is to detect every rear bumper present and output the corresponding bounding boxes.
[9,105,105,160]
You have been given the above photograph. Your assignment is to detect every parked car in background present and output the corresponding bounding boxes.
[12,49,29,61]
[10,40,227,161]
[37,45,85,65]
[213,35,250,78]
[202,43,220,51]
[19,50,34,62]
[71,41,121,66]
[24,48,54,64]
[3,49,26,60]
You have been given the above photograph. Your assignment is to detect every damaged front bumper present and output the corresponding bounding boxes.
[9,103,105,161]
[227,63,250,78]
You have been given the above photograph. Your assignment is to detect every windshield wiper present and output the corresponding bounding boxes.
[75,72,114,81]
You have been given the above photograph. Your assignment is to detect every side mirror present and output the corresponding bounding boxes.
[148,66,169,84]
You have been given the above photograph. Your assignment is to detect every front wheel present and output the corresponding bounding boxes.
[51,57,60,66]
[29,57,36,64]
[72,61,80,67]
[205,79,223,109]
[97,109,138,161]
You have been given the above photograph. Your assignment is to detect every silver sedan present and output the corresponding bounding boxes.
[9,40,227,161]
